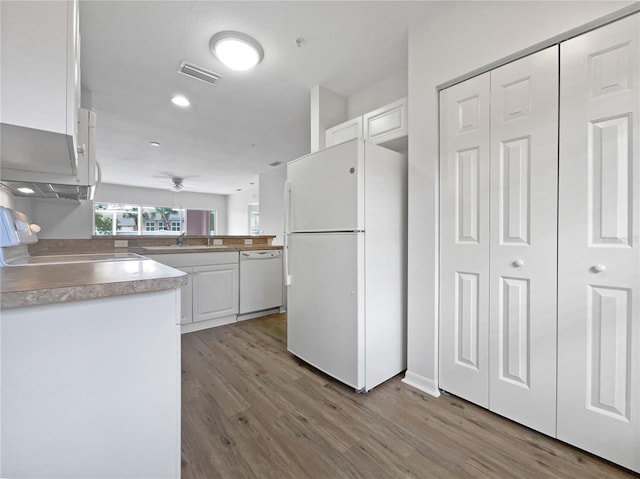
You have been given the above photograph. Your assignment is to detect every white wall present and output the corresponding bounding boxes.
[0,188,33,218]
[405,0,634,395]
[33,200,94,238]
[258,166,287,245]
[226,187,259,235]
[310,85,348,152]
[96,183,228,235]
[347,69,407,119]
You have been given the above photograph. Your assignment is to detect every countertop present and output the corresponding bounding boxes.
[134,244,283,254]
[1,259,187,309]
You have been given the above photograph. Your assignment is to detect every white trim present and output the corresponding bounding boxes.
[237,307,280,322]
[180,314,236,334]
[402,370,441,398]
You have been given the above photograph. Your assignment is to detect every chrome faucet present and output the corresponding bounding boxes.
[176,232,186,246]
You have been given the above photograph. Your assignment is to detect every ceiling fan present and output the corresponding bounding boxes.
[171,177,184,191]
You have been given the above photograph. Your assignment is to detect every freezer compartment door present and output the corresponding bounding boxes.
[287,140,364,232]
[286,232,365,389]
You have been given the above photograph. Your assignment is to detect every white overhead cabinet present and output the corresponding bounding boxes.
[439,13,639,472]
[325,97,407,151]
[325,117,363,148]
[0,0,81,179]
[362,98,407,149]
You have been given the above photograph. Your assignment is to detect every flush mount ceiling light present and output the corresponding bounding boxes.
[17,187,35,194]
[149,141,160,147]
[209,31,264,71]
[171,95,190,107]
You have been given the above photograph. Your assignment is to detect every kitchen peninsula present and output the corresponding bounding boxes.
[20,234,285,333]
[0,254,186,478]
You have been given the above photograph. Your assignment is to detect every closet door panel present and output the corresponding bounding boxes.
[439,73,491,407]
[558,13,640,473]
[489,46,559,436]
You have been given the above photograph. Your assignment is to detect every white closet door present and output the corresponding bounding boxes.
[558,13,640,473]
[439,73,491,407]
[488,47,559,436]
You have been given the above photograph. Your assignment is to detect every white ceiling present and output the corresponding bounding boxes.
[79,1,435,195]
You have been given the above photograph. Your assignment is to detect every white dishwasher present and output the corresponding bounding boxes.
[239,249,283,314]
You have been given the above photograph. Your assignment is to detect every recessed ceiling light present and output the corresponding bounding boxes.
[210,31,264,71]
[171,95,190,107]
[17,187,35,194]
[149,141,160,147]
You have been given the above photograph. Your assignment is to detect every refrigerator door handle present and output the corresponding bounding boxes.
[284,181,292,285]
[284,180,292,235]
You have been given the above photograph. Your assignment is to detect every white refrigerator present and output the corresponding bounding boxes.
[285,139,407,392]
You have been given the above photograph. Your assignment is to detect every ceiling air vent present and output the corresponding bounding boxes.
[177,61,222,86]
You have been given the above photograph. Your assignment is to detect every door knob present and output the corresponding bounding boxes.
[591,264,606,273]
[512,259,524,267]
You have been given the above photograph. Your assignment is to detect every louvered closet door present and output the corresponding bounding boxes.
[558,13,640,472]
[439,73,491,407]
[488,47,559,436]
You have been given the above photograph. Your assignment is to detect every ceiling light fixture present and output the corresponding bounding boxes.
[209,31,264,71]
[171,95,190,107]
[149,141,160,147]
[17,187,35,194]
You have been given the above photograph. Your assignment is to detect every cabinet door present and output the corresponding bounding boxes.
[193,264,239,322]
[325,117,362,148]
[178,268,193,325]
[439,73,491,408]
[0,0,77,133]
[488,46,559,436]
[558,13,640,472]
[363,97,407,146]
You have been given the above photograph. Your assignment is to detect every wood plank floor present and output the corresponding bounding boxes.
[181,313,638,479]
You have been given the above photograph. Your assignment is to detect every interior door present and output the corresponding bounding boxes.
[488,46,559,436]
[558,13,640,472]
[286,139,364,232]
[439,72,491,408]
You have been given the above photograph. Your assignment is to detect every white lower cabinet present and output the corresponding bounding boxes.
[193,264,239,322]
[150,252,239,330]
[439,13,639,473]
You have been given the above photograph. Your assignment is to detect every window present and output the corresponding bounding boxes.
[94,203,186,236]
[209,210,216,235]
[250,211,260,235]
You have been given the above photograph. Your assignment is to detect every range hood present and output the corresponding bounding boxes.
[0,180,94,200]
[0,109,98,201]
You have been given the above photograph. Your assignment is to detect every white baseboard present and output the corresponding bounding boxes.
[237,307,281,322]
[401,370,441,398]
[180,314,237,334]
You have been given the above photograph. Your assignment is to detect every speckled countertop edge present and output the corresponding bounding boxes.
[1,260,187,310]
